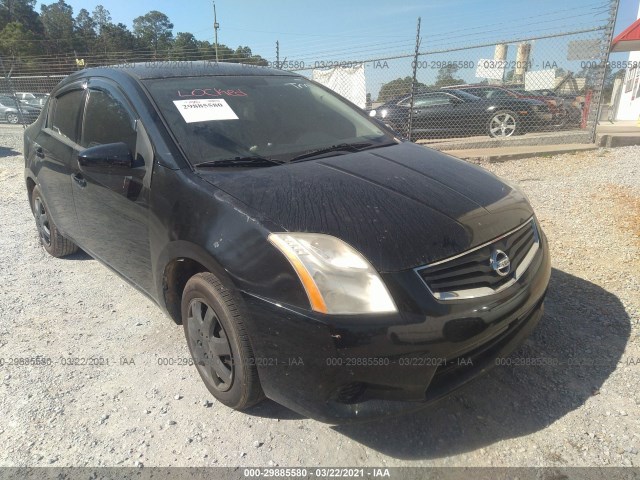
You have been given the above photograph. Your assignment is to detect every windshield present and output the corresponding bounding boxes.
[143,75,394,165]
[448,89,482,102]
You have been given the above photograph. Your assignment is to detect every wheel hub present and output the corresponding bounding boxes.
[187,299,234,392]
[34,197,51,246]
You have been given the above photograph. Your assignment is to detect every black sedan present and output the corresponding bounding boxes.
[24,62,550,423]
[369,89,552,139]
[0,95,41,124]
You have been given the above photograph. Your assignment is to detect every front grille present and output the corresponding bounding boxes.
[416,218,539,301]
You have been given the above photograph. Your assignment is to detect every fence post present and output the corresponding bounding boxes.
[589,0,620,143]
[0,55,27,128]
[408,17,421,141]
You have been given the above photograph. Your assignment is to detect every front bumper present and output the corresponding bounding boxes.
[241,232,551,423]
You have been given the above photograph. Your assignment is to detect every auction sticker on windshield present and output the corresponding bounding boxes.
[173,98,239,123]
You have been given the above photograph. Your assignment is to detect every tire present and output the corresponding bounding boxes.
[552,107,570,128]
[488,110,519,138]
[31,186,78,257]
[6,112,19,124]
[182,272,264,410]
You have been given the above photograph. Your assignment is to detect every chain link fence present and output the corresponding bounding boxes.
[0,0,618,152]
[293,23,617,150]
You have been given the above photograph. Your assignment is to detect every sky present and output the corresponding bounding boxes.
[33,0,639,62]
[33,0,640,98]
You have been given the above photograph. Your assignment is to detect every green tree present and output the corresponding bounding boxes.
[0,0,42,34]
[92,5,110,35]
[227,45,267,65]
[377,76,427,103]
[0,20,37,58]
[171,31,199,60]
[196,39,214,58]
[74,8,95,53]
[133,10,173,57]
[216,43,235,61]
[100,22,135,54]
[434,64,464,87]
[40,0,74,54]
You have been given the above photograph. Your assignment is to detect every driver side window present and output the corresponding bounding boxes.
[413,94,452,107]
[81,88,137,154]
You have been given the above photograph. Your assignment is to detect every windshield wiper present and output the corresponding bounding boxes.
[289,141,398,163]
[194,156,284,168]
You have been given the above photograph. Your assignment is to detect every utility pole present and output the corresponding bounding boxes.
[213,1,220,62]
[276,40,280,69]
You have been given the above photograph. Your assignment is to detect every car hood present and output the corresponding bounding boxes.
[197,142,534,272]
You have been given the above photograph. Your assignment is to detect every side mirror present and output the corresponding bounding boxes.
[78,142,132,174]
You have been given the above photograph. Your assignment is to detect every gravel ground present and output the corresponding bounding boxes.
[0,127,638,468]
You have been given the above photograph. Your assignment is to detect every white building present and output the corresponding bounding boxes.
[612,3,640,120]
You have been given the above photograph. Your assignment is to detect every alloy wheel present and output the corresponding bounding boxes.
[489,113,516,137]
[34,197,51,246]
[6,113,19,124]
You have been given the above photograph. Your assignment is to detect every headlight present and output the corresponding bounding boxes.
[268,233,397,315]
[369,109,377,117]
[380,108,388,118]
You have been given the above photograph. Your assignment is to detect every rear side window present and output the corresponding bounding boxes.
[81,88,137,153]
[50,90,84,142]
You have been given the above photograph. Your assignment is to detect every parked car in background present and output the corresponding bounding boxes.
[509,85,583,104]
[369,88,552,139]
[510,86,585,121]
[15,92,49,108]
[24,63,550,423]
[442,84,581,128]
[0,95,41,124]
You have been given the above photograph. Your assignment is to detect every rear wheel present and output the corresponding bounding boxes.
[552,107,570,128]
[488,110,518,138]
[31,186,78,257]
[182,272,264,410]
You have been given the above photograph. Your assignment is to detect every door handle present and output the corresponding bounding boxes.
[71,173,87,188]
[35,145,44,158]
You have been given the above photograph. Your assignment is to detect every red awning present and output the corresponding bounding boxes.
[611,18,640,52]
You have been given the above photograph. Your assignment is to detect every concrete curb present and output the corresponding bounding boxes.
[597,134,640,148]
[442,144,599,162]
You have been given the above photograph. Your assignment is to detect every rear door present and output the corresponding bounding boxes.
[72,78,154,293]
[34,84,86,242]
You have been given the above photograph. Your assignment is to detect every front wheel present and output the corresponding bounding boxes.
[6,112,19,124]
[31,186,78,257]
[488,110,518,138]
[182,272,264,410]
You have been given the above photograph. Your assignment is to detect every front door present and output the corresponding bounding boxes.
[71,79,154,294]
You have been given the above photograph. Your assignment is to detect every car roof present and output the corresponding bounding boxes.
[82,61,296,80]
